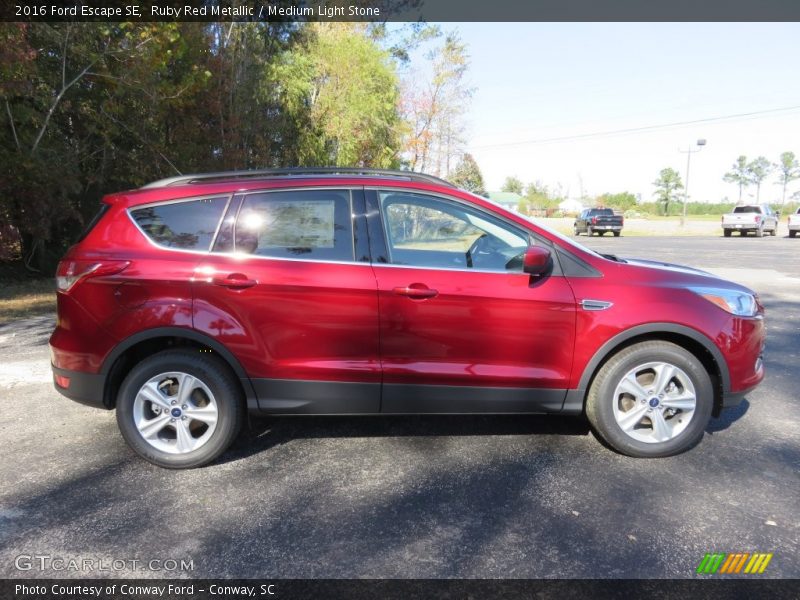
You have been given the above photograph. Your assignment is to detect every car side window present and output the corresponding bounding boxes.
[233,189,354,261]
[378,191,528,272]
[130,197,228,251]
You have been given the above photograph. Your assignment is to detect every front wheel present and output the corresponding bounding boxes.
[723,229,731,237]
[586,341,713,457]
[116,350,244,468]
[790,230,797,238]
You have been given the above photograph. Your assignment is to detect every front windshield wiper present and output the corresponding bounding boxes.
[602,253,627,263]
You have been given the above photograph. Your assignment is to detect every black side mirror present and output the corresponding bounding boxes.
[523,246,551,275]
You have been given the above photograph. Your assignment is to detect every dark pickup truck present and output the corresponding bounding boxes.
[574,208,624,237]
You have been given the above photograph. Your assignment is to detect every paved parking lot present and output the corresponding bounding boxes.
[0,236,798,579]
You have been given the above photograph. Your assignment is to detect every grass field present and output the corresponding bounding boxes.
[0,279,55,324]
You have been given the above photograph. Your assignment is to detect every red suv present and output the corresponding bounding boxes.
[50,168,765,468]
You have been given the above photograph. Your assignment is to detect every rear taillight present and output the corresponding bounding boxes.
[754,215,761,223]
[620,216,624,225]
[56,260,129,292]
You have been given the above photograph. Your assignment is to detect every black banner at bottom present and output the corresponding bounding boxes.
[2,579,799,600]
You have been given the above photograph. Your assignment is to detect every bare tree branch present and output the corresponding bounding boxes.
[5,100,21,151]
[99,106,182,175]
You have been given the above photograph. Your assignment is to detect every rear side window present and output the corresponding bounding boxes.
[76,204,110,242]
[130,197,228,250]
[233,190,353,261]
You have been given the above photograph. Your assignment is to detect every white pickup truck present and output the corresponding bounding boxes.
[721,204,779,237]
[789,208,800,238]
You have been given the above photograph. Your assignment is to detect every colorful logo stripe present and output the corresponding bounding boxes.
[697,552,773,574]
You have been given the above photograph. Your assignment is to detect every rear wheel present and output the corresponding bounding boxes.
[613,231,621,237]
[574,227,580,236]
[116,350,244,468]
[587,226,594,236]
[723,229,731,237]
[755,225,764,237]
[586,341,713,457]
[790,230,797,238]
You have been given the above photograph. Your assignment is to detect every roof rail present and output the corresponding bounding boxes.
[140,167,455,189]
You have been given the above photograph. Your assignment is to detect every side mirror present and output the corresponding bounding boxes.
[523,246,551,275]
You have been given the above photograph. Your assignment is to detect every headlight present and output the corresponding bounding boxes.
[689,286,758,317]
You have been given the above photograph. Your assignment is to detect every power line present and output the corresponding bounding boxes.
[469,104,800,150]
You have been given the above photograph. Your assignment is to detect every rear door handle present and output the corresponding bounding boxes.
[392,284,438,299]
[212,273,257,289]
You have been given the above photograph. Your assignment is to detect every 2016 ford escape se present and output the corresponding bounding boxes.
[50,168,765,468]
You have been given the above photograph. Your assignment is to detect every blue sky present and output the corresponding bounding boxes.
[429,23,800,203]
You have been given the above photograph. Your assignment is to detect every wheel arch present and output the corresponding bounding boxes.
[565,323,729,416]
[100,327,255,409]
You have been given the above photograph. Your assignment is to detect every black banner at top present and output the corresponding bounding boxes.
[3,0,800,22]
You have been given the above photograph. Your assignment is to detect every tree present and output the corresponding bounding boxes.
[450,153,486,195]
[747,156,773,203]
[501,176,524,195]
[401,31,473,175]
[723,155,749,203]
[774,151,800,204]
[652,168,684,216]
[266,23,403,167]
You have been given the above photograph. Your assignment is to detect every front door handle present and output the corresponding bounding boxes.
[392,284,438,300]
[212,273,257,289]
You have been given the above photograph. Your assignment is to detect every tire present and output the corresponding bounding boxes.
[613,231,621,237]
[755,225,764,237]
[574,227,580,236]
[723,229,731,237]
[587,226,594,237]
[116,349,244,468]
[791,230,797,238]
[586,341,713,458]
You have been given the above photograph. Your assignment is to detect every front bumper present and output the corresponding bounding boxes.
[51,365,109,409]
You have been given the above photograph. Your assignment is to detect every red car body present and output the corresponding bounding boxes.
[50,172,764,430]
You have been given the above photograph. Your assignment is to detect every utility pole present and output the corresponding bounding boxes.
[679,139,707,226]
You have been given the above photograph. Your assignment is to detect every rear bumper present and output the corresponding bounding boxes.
[51,365,109,409]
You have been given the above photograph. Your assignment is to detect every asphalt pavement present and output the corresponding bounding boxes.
[0,235,798,579]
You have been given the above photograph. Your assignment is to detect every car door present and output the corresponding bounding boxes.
[193,187,381,414]
[367,189,577,413]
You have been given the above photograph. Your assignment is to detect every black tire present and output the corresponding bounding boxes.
[723,229,731,237]
[587,226,594,237]
[586,341,713,458]
[116,349,244,468]
[790,230,797,238]
[613,231,621,237]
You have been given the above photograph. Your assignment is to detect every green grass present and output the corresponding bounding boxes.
[0,278,56,324]
[642,214,723,221]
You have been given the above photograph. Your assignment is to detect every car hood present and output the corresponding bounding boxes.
[618,257,755,294]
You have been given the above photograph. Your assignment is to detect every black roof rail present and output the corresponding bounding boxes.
[140,167,455,189]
